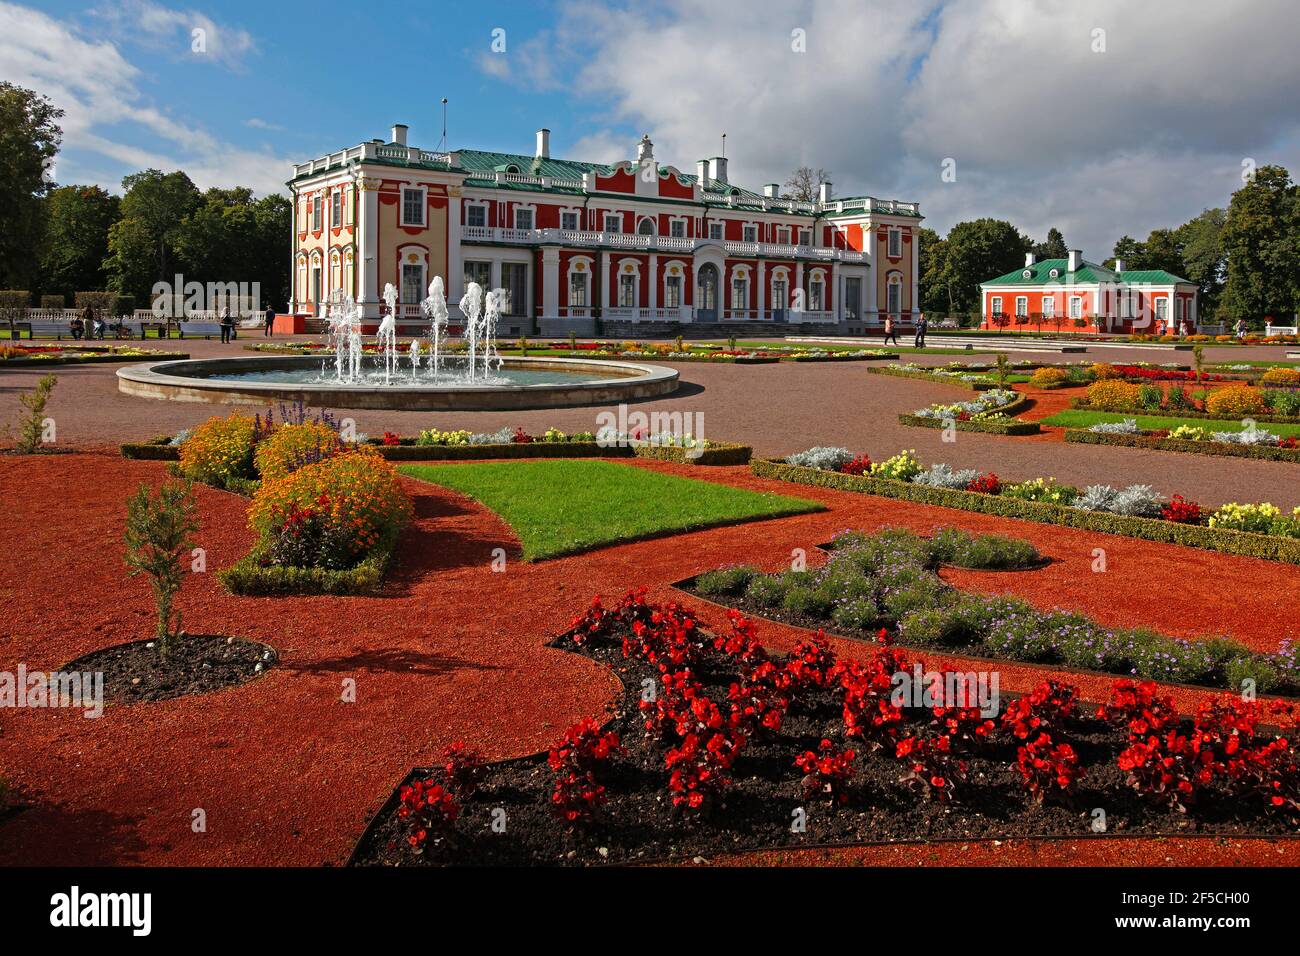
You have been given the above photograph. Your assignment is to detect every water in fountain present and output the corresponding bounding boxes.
[459,282,484,377]
[377,283,400,385]
[409,339,421,383]
[422,276,448,380]
[323,294,362,383]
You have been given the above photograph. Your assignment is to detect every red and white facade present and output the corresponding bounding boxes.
[288,126,923,335]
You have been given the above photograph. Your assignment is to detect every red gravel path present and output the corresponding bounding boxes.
[1,451,1297,867]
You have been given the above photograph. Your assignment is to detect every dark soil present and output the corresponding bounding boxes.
[63,634,276,704]
[351,620,1299,867]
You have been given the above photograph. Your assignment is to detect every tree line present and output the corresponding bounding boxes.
[0,82,290,315]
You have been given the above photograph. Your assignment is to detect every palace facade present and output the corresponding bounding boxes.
[288,124,922,335]
[980,251,1200,334]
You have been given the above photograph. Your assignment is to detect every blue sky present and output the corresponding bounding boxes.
[6,0,1300,254]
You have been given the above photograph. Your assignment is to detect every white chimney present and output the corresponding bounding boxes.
[764,183,779,198]
[391,124,408,146]
[1025,252,1037,267]
[1114,258,1125,274]
[536,128,550,159]
[818,181,833,203]
[697,159,711,188]
[709,156,728,184]
[1067,249,1082,273]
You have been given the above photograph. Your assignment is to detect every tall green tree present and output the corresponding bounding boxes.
[1175,208,1226,316]
[938,218,1031,313]
[172,187,291,310]
[40,185,120,298]
[1032,227,1068,259]
[916,226,949,314]
[106,169,201,296]
[0,83,63,288]
[103,216,161,303]
[1221,165,1300,321]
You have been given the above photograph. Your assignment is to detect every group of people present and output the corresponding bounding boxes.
[881,314,929,348]
[217,305,279,343]
[69,305,128,340]
[1154,319,1190,337]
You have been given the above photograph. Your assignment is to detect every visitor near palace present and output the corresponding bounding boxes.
[883,314,898,345]
[219,306,235,344]
[264,304,275,336]
[914,313,928,348]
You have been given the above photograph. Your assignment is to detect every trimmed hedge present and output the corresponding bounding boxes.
[631,441,752,466]
[866,366,995,390]
[120,436,180,460]
[1069,399,1300,425]
[898,394,1040,435]
[1064,428,1300,463]
[218,524,402,596]
[0,350,187,367]
[750,457,1300,565]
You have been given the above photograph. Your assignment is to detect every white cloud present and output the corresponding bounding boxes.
[477,0,1300,255]
[0,2,289,196]
[91,0,256,68]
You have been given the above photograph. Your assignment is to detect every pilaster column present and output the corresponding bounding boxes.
[446,185,464,302]
[757,259,766,321]
[648,254,658,318]
[357,176,381,315]
[794,262,805,325]
[541,246,560,321]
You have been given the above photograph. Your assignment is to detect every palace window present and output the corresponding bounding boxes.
[311,196,322,232]
[844,277,862,320]
[464,260,491,290]
[777,226,790,244]
[809,277,825,311]
[742,224,757,243]
[990,296,1002,316]
[1043,296,1056,319]
[665,275,682,308]
[514,208,534,230]
[887,228,902,257]
[619,273,637,307]
[1155,298,1168,321]
[569,270,587,307]
[501,262,528,315]
[798,228,812,247]
[1015,296,1028,317]
[669,218,686,238]
[401,188,425,227]
[732,276,748,310]
[466,204,487,228]
[604,213,622,233]
[331,191,342,229]
[637,217,655,235]
[560,211,579,231]
[887,279,902,316]
[708,222,723,240]
[1069,296,1083,319]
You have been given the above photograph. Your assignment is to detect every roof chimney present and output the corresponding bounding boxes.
[818,181,833,203]
[708,156,728,184]
[1067,249,1082,273]
[763,183,779,198]
[1025,252,1037,267]
[391,124,408,146]
[697,159,711,188]
[536,128,550,160]
[1113,258,1125,274]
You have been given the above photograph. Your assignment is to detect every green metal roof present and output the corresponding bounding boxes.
[1114,269,1194,285]
[983,258,1137,286]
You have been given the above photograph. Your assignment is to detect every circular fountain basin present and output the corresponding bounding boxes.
[116,355,679,410]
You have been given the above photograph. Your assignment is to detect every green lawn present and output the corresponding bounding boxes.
[399,459,824,560]
[1041,409,1300,437]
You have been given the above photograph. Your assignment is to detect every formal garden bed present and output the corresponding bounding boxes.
[1069,379,1300,423]
[753,447,1300,564]
[680,527,1297,695]
[399,459,821,560]
[350,589,1300,867]
[64,635,276,704]
[900,387,1041,435]
[0,343,187,366]
[1065,420,1300,463]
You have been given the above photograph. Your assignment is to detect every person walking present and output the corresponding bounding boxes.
[1234,318,1247,341]
[219,306,234,344]
[263,304,276,337]
[883,314,898,346]
[913,313,928,349]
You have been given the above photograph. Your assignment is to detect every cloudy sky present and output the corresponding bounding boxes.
[5,0,1300,254]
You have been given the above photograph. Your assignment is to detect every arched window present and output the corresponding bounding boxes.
[637,217,655,236]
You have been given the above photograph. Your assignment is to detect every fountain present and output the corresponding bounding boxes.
[117,277,679,410]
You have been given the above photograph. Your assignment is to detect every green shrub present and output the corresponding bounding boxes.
[830,597,879,631]
[783,585,832,618]
[745,575,787,608]
[1225,655,1282,695]
[927,527,1041,569]
[10,373,56,454]
[695,565,757,596]
[123,478,200,657]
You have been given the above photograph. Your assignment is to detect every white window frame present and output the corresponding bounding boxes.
[668,217,687,239]
[330,191,342,229]
[465,203,487,228]
[887,278,902,316]
[1042,295,1055,319]
[513,206,535,230]
[809,275,825,311]
[1069,296,1083,319]
[664,274,682,308]
[311,195,322,232]
[798,228,812,247]
[560,210,580,231]
[636,216,656,236]
[400,186,426,227]
[618,273,638,308]
[741,224,758,243]
[777,226,791,244]
[990,296,1002,316]
[708,221,723,240]
[1155,297,1169,321]
[1015,296,1028,318]
[603,212,622,233]
[887,227,902,258]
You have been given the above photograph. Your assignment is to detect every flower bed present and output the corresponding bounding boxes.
[1066,426,1300,463]
[868,364,998,390]
[350,591,1300,867]
[751,452,1300,565]
[900,388,1040,435]
[0,344,186,365]
[683,527,1297,695]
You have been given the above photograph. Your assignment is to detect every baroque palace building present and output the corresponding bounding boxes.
[288,124,922,336]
